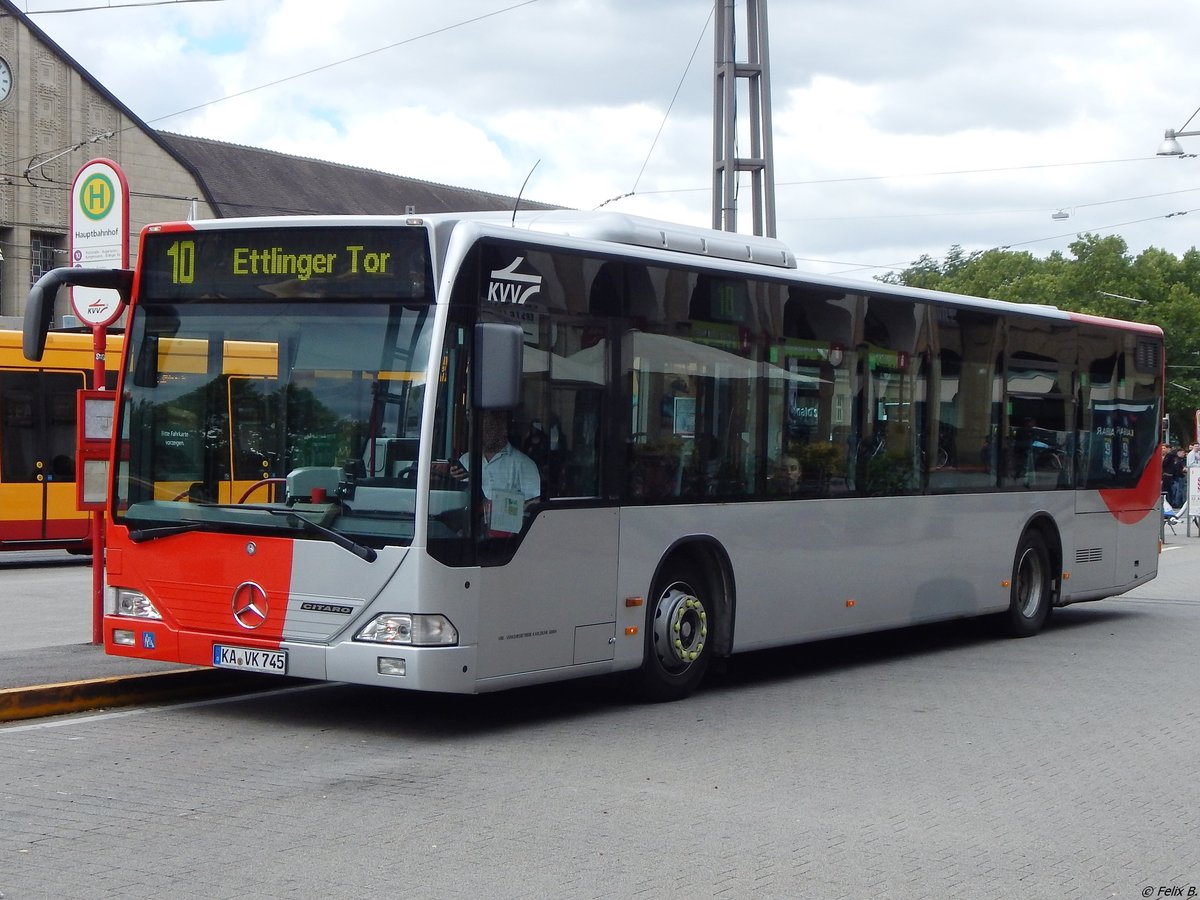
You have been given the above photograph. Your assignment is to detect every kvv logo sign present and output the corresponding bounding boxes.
[69,158,129,328]
[487,257,542,305]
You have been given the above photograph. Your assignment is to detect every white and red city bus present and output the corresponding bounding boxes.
[24,211,1163,700]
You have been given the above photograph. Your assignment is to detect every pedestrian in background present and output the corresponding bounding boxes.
[1167,446,1188,509]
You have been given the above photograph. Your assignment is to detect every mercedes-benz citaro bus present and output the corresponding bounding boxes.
[23,211,1163,701]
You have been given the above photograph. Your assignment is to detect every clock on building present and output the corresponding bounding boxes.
[0,56,12,103]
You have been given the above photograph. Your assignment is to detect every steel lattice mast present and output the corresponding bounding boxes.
[712,0,776,237]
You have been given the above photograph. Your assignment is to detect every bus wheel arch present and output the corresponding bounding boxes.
[633,538,734,702]
[1003,517,1060,637]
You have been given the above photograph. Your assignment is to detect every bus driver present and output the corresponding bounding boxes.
[449,409,541,533]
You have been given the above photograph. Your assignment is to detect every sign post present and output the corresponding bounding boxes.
[70,159,129,645]
[1189,465,1200,539]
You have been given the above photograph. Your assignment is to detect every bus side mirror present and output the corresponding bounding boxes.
[23,267,133,361]
[474,322,522,409]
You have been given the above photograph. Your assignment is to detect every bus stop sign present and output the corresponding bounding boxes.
[69,158,129,328]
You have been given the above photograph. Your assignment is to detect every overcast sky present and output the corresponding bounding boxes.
[18,0,1200,282]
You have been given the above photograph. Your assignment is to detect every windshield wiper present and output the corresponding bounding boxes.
[263,508,378,563]
[128,521,209,543]
[149,502,379,562]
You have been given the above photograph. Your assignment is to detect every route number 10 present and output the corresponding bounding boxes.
[166,239,195,284]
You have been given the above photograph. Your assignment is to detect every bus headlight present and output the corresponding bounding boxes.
[109,588,162,620]
[355,613,458,646]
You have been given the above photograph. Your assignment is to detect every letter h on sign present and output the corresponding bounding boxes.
[85,180,109,209]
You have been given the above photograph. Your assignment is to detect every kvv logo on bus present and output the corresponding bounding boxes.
[487,257,542,305]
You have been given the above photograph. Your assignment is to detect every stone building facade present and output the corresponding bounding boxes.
[0,1,212,326]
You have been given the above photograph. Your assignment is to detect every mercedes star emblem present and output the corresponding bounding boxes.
[231,581,269,630]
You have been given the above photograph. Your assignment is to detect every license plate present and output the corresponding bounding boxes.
[213,644,287,675]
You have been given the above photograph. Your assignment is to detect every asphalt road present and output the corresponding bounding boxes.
[0,540,1197,899]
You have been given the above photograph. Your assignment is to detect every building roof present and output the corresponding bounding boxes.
[159,133,561,218]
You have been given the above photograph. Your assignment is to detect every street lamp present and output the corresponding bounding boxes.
[1157,127,1200,156]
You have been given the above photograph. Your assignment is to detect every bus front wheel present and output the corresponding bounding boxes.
[634,561,713,702]
[1003,530,1053,637]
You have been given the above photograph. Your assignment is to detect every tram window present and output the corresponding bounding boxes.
[0,371,85,484]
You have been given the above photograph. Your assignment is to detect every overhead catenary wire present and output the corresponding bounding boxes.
[806,204,1200,277]
[595,3,714,210]
[4,0,543,173]
[11,0,232,14]
[630,155,1164,198]
[633,4,713,196]
[1174,103,1200,134]
[139,0,543,129]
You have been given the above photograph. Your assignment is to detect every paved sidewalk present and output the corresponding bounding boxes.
[0,642,192,691]
[0,550,270,721]
[1,550,185,685]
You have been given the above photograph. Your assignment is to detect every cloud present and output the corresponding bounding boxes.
[24,0,1200,278]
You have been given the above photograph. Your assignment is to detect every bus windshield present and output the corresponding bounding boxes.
[114,226,446,548]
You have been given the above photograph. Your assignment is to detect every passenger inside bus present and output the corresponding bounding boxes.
[768,455,802,494]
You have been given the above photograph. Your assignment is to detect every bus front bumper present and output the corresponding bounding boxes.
[106,619,480,694]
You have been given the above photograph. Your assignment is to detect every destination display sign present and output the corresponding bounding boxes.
[139,226,432,301]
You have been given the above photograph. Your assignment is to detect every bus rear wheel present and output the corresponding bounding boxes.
[1003,530,1053,637]
[633,562,713,702]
